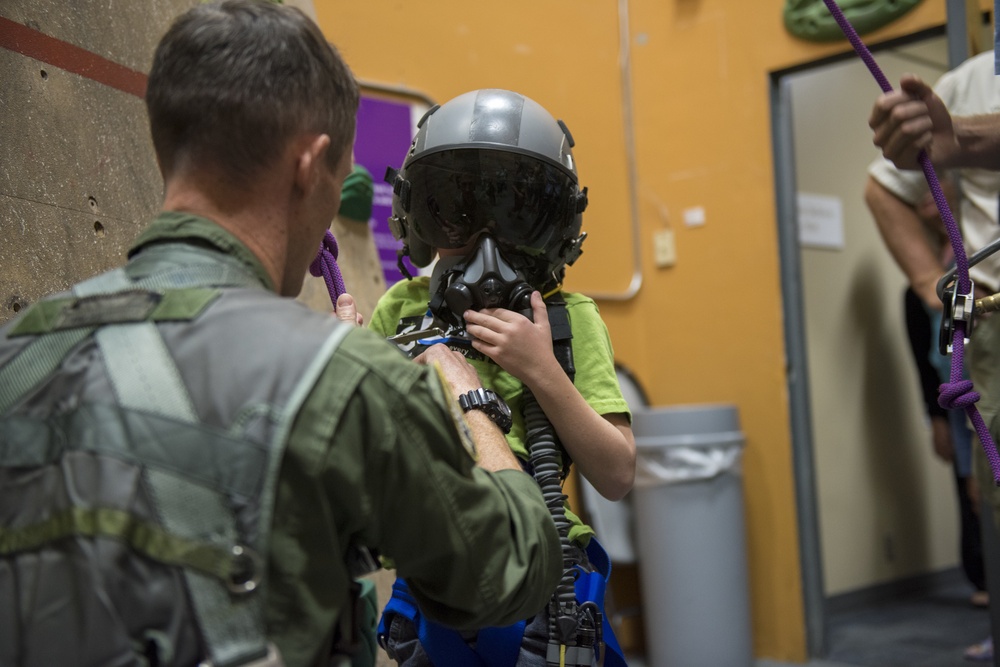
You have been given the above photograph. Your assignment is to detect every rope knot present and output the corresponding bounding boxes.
[938,379,981,411]
[309,230,346,310]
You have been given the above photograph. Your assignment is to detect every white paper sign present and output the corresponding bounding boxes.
[797,192,844,250]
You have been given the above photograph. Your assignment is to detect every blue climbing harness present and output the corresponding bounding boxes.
[377,538,626,667]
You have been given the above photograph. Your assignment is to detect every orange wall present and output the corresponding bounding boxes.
[316,1,955,660]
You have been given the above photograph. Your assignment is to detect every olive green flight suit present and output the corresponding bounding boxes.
[0,212,561,667]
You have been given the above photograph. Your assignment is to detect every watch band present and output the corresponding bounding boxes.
[458,387,513,434]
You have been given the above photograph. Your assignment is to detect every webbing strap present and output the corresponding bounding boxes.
[0,327,93,414]
[577,539,625,667]
[97,323,198,422]
[0,506,238,581]
[377,539,627,667]
[79,270,266,667]
[0,269,137,415]
[0,255,255,415]
[378,578,524,667]
[146,468,264,667]
[74,267,131,297]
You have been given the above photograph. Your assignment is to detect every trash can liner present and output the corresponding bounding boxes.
[634,433,743,487]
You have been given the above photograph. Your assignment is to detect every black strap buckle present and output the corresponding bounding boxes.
[938,280,976,356]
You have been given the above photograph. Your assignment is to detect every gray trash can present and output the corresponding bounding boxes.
[632,403,752,667]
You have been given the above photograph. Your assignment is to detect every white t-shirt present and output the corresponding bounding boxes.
[868,50,1000,291]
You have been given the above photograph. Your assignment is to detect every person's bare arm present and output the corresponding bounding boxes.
[464,292,636,500]
[413,344,522,472]
[863,176,944,310]
[950,113,1000,171]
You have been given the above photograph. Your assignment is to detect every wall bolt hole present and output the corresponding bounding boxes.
[40,69,48,80]
[94,221,105,237]
[8,296,27,313]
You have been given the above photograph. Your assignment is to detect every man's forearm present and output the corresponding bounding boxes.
[943,114,1000,171]
[465,410,522,472]
[864,176,943,309]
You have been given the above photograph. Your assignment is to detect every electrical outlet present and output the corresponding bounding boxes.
[653,229,676,268]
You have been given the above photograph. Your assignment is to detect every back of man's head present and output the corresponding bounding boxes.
[146,0,359,187]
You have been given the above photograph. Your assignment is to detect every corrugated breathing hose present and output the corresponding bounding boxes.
[523,386,599,665]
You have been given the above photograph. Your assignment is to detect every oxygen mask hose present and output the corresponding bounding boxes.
[523,387,579,661]
[822,0,1000,483]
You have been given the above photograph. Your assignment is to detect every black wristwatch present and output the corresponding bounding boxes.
[458,388,513,434]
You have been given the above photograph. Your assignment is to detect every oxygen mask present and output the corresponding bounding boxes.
[429,234,534,330]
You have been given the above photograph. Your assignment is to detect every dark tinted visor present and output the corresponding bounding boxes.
[403,149,579,251]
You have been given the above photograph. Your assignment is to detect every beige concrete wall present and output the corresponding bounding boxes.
[1,1,194,324]
[1,0,387,325]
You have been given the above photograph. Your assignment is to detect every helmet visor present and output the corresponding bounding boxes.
[402,149,580,254]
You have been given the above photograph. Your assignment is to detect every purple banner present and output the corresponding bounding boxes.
[353,95,419,287]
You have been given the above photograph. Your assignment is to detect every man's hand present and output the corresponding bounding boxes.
[869,75,957,170]
[335,293,364,326]
[463,291,557,386]
[414,344,483,397]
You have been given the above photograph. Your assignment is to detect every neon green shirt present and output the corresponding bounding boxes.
[369,276,630,545]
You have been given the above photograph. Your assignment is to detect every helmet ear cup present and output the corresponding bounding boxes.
[386,167,436,269]
[407,235,436,268]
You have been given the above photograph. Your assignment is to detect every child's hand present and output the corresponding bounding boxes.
[463,291,556,383]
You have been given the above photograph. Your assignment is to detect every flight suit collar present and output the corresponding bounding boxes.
[129,211,275,292]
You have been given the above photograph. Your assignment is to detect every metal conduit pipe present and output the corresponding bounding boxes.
[358,78,437,109]
[584,0,643,302]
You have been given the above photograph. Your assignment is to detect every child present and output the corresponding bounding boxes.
[371,88,636,667]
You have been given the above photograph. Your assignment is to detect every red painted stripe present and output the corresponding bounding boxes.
[0,16,147,98]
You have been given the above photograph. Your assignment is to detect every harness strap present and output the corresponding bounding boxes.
[1,251,352,667]
[73,269,267,667]
[576,540,625,667]
[543,295,575,481]
[8,288,220,336]
[378,539,627,667]
[545,295,575,383]
[98,322,199,421]
[0,327,94,414]
[0,251,242,414]
[0,506,242,581]
[378,579,526,667]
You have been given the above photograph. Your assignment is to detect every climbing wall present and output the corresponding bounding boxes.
[0,1,192,324]
[0,0,388,326]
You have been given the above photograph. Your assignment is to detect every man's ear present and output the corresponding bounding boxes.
[293,133,332,195]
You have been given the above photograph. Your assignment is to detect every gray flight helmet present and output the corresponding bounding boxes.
[386,89,588,289]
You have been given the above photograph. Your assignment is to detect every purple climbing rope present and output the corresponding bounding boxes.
[310,229,346,312]
[822,0,1000,482]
